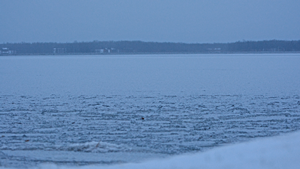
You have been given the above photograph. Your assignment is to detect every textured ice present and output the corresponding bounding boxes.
[60,141,132,153]
[32,131,300,169]
[1,131,300,169]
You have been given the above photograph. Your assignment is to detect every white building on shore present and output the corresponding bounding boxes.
[0,48,16,55]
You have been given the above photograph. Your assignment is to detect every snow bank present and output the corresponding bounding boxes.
[35,131,300,169]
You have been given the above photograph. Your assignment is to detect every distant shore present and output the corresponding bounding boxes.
[1,51,300,57]
[1,40,300,56]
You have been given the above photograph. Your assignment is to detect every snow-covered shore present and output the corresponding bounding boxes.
[35,131,300,169]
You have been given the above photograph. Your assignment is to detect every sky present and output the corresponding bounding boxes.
[1,0,300,44]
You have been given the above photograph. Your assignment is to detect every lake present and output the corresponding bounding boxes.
[0,54,300,168]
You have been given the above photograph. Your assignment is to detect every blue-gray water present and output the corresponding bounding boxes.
[0,54,300,168]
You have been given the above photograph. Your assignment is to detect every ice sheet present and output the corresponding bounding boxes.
[1,54,299,96]
[1,54,300,168]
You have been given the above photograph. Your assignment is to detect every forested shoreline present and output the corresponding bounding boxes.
[1,40,300,55]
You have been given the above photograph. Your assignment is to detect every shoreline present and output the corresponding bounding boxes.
[1,51,300,57]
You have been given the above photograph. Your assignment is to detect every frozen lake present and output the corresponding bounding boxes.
[0,54,300,168]
[1,54,300,96]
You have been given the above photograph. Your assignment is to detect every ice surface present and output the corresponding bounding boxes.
[0,54,300,168]
[1,131,300,169]
[30,131,300,169]
[60,141,132,153]
[1,54,300,96]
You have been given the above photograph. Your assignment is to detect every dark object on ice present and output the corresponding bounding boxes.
[95,141,100,148]
[141,117,145,120]
[25,140,29,142]
[72,122,75,124]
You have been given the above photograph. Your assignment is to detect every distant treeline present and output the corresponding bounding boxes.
[1,40,300,55]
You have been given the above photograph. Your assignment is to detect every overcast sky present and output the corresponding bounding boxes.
[1,0,300,43]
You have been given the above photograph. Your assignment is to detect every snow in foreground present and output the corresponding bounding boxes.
[31,131,300,169]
